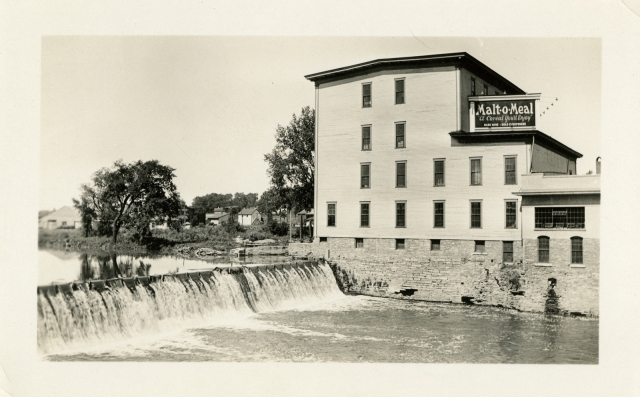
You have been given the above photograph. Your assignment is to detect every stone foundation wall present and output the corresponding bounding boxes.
[289,237,599,316]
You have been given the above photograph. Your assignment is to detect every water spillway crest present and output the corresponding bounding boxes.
[37,262,343,355]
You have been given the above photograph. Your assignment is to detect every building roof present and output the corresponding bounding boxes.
[449,130,583,159]
[238,207,258,215]
[305,52,525,94]
[205,212,228,219]
[513,173,600,196]
[39,206,81,221]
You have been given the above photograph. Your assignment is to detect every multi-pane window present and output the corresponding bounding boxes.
[362,126,371,150]
[434,201,444,228]
[470,158,482,185]
[362,83,372,108]
[360,203,370,227]
[355,238,364,248]
[535,207,585,229]
[471,201,482,228]
[395,123,406,148]
[538,236,550,263]
[471,77,476,96]
[483,84,489,96]
[396,202,406,227]
[396,161,406,188]
[434,159,445,186]
[503,241,514,262]
[431,239,441,251]
[571,237,583,264]
[475,240,485,253]
[396,239,405,250]
[360,163,370,188]
[395,79,405,104]
[505,200,517,228]
[505,156,517,184]
[327,203,336,227]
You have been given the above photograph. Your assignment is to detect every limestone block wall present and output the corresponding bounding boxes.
[290,237,599,316]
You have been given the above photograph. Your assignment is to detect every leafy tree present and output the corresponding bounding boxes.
[72,196,96,237]
[75,159,182,243]
[257,187,286,222]
[264,106,315,213]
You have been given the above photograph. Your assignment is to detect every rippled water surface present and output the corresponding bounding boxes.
[46,295,598,363]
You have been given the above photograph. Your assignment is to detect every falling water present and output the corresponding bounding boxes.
[37,262,342,355]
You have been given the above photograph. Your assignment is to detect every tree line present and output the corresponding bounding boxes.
[73,106,315,243]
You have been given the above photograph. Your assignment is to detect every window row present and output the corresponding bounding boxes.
[537,236,584,264]
[327,200,518,229]
[361,124,406,150]
[359,156,518,189]
[534,207,585,229]
[362,79,405,108]
[470,77,504,96]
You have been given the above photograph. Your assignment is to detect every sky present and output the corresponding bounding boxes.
[39,36,601,211]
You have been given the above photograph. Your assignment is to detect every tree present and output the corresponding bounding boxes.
[264,106,315,212]
[72,196,96,237]
[257,187,286,223]
[75,159,182,244]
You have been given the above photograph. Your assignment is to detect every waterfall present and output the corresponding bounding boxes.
[37,262,342,355]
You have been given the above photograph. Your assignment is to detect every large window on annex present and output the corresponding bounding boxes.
[535,207,585,229]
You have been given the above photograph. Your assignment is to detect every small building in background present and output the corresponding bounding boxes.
[38,206,82,229]
[206,208,229,225]
[238,207,262,226]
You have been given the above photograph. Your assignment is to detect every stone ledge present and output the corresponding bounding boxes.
[533,263,553,267]
[569,264,586,268]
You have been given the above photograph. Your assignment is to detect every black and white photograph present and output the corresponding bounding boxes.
[1,1,639,396]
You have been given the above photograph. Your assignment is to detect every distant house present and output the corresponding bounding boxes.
[206,209,229,225]
[38,206,81,229]
[238,207,262,226]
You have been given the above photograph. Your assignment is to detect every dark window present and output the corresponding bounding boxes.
[571,237,583,264]
[355,238,364,248]
[505,157,517,184]
[505,201,517,228]
[475,240,485,253]
[362,126,371,150]
[327,203,336,227]
[320,237,328,243]
[535,207,585,229]
[434,202,444,228]
[360,203,369,227]
[471,202,482,228]
[495,90,501,96]
[396,162,406,188]
[362,84,371,107]
[395,123,405,148]
[483,84,489,95]
[538,236,549,263]
[431,239,440,251]
[434,160,445,186]
[395,79,405,104]
[503,241,514,262]
[396,239,405,250]
[470,158,482,185]
[471,77,476,96]
[396,202,406,227]
[361,164,370,188]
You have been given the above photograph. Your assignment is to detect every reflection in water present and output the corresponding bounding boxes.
[77,253,152,281]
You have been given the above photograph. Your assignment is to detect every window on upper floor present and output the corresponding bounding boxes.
[538,236,550,263]
[470,158,482,186]
[360,163,370,189]
[470,201,482,228]
[495,90,501,96]
[434,201,445,228]
[471,77,476,96]
[571,236,583,264]
[505,200,517,229]
[395,122,406,148]
[505,156,517,185]
[362,125,371,150]
[483,84,489,96]
[396,161,406,188]
[396,201,406,227]
[327,203,336,227]
[395,79,405,104]
[362,83,372,108]
[535,207,585,229]
[434,159,445,186]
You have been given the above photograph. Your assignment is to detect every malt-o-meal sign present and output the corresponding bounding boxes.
[474,99,536,129]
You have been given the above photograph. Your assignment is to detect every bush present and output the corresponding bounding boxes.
[268,220,289,236]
